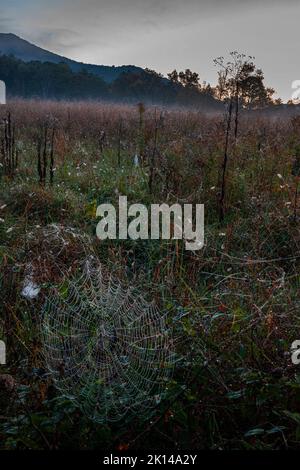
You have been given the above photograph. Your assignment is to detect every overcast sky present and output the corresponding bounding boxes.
[1,0,299,101]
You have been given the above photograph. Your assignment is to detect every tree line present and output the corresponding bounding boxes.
[0,52,280,109]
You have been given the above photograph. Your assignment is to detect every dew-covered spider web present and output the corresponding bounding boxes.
[24,225,176,423]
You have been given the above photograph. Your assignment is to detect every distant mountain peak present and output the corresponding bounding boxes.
[1,33,19,38]
[0,33,144,83]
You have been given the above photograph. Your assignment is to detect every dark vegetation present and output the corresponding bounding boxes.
[0,54,219,107]
[0,48,281,110]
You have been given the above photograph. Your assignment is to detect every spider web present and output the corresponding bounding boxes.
[29,225,175,422]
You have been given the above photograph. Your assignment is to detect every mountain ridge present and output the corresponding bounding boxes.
[0,33,222,109]
[0,33,144,83]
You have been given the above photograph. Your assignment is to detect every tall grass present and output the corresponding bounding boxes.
[0,99,300,450]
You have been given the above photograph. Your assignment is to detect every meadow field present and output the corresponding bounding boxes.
[1,99,300,450]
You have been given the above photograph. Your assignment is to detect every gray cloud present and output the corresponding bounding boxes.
[1,0,299,100]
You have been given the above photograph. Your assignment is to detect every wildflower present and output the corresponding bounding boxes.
[277,173,283,179]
